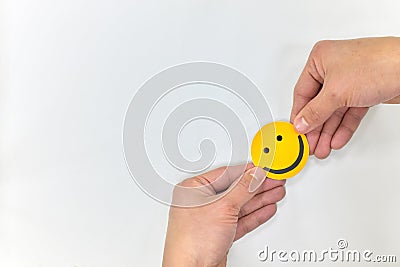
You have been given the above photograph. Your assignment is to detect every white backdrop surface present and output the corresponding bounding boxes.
[0,1,399,266]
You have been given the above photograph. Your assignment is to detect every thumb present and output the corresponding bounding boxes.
[293,88,341,134]
[225,167,266,208]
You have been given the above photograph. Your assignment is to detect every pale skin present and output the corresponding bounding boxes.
[163,37,400,266]
[163,164,286,267]
[291,37,400,158]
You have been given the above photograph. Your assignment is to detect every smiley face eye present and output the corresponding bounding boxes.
[277,135,283,141]
[263,147,270,154]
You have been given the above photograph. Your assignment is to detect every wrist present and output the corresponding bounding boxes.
[163,242,227,267]
[163,240,203,267]
[162,253,202,267]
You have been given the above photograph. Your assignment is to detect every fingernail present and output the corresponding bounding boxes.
[294,117,310,133]
[248,167,267,193]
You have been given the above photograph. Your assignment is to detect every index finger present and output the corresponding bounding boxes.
[200,163,255,193]
[290,62,323,122]
[174,163,255,207]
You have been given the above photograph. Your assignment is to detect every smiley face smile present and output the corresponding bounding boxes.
[263,135,304,174]
[251,121,309,180]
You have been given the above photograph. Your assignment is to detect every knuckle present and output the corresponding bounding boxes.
[214,166,228,175]
[321,128,334,137]
[178,175,211,188]
[237,208,245,218]
[176,177,196,188]
[312,40,331,55]
[340,123,355,135]
[219,202,241,218]
[320,89,345,109]
[333,108,346,118]
[173,178,196,199]
[176,178,189,187]
[174,176,214,197]
[326,90,342,103]
[259,195,268,207]
[348,110,363,122]
[237,174,252,191]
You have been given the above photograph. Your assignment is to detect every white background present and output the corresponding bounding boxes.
[1,1,400,266]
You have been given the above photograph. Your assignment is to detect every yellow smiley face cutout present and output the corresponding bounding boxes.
[251,121,309,180]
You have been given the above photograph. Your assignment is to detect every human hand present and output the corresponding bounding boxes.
[291,37,400,159]
[162,163,286,267]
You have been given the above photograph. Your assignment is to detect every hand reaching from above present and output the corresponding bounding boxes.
[291,37,400,159]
